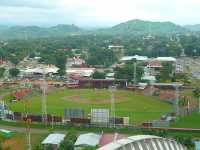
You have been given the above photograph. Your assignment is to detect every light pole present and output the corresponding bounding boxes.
[109,85,116,128]
[132,58,137,85]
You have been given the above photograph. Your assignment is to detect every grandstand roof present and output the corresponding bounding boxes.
[98,135,186,150]
[42,133,65,145]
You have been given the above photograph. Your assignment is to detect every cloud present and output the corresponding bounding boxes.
[0,0,200,26]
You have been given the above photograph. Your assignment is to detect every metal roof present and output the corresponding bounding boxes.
[42,133,66,145]
[120,55,148,61]
[74,133,101,147]
[155,57,176,62]
[195,141,200,150]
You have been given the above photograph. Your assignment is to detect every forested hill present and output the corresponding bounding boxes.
[185,24,200,31]
[0,24,81,40]
[102,19,187,35]
[0,19,196,40]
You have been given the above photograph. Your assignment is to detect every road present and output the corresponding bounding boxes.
[0,124,66,134]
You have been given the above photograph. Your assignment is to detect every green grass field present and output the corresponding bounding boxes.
[5,88,171,125]
[171,113,200,128]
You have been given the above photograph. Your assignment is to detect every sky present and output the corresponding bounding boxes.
[0,0,200,27]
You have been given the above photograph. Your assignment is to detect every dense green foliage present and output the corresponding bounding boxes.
[158,62,173,82]
[0,24,81,40]
[92,71,106,79]
[105,19,187,35]
[60,130,77,150]
[114,63,144,82]
[9,68,20,77]
[0,67,5,78]
[55,51,67,76]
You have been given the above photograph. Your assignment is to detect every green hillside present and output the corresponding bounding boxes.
[106,19,187,35]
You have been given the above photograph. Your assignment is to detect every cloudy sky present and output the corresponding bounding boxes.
[0,0,200,27]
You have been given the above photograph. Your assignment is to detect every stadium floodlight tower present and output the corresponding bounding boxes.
[131,58,137,85]
[109,85,116,128]
[173,84,182,115]
[41,67,47,124]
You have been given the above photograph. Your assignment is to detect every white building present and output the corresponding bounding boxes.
[66,68,96,77]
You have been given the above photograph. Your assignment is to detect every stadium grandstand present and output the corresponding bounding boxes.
[98,135,187,150]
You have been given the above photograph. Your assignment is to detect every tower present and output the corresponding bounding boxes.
[109,85,116,128]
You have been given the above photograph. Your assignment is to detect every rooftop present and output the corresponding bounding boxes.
[120,55,148,61]
[74,133,101,147]
[42,133,66,145]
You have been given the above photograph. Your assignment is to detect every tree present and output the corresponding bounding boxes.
[9,68,20,77]
[160,62,173,82]
[193,87,200,112]
[59,130,77,150]
[55,52,67,76]
[114,63,143,82]
[81,146,97,150]
[92,71,106,79]
[0,68,5,78]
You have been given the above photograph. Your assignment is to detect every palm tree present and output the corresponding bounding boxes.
[193,87,200,112]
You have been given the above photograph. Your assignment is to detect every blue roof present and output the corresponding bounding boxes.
[195,141,200,150]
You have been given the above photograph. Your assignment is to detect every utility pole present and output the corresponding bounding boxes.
[109,85,116,128]
[26,118,32,150]
[174,85,180,115]
[41,67,47,124]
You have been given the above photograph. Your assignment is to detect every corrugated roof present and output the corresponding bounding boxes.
[42,133,65,145]
[74,133,101,147]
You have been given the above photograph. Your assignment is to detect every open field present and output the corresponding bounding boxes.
[1,132,46,150]
[5,88,171,125]
[171,113,200,128]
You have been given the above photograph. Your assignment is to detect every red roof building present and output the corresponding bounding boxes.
[147,60,162,68]
[99,134,127,147]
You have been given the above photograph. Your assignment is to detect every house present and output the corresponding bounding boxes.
[67,56,85,67]
[66,68,96,77]
[22,65,59,77]
[146,60,162,76]
[74,133,101,150]
[42,133,66,150]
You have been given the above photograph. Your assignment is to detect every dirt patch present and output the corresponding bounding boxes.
[62,95,127,104]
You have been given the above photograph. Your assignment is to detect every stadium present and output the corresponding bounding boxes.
[98,135,187,150]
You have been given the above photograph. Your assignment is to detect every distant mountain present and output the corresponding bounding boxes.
[185,24,200,31]
[0,24,81,40]
[100,19,187,35]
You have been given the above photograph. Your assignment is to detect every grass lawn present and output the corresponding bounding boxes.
[171,113,200,128]
[6,88,171,125]
[2,132,46,150]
